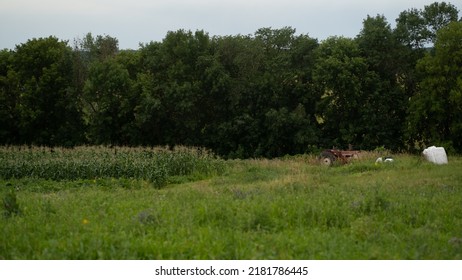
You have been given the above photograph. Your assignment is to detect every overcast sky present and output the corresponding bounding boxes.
[1,0,460,50]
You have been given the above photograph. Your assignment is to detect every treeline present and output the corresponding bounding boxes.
[1,2,461,157]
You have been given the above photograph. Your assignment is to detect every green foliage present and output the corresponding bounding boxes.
[313,21,407,151]
[83,58,136,144]
[1,154,461,259]
[134,28,320,158]
[9,37,84,146]
[0,146,225,188]
[314,36,366,147]
[395,8,429,49]
[2,183,21,217]
[0,49,18,144]
[0,2,461,155]
[407,21,462,151]
[395,2,459,48]
[422,2,459,43]
[356,15,408,151]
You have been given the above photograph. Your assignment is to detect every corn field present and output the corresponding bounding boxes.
[0,146,225,188]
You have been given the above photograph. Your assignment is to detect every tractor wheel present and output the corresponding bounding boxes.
[320,151,335,166]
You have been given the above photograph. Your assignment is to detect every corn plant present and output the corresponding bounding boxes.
[0,146,225,188]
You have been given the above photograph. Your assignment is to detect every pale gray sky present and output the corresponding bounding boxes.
[1,0,460,50]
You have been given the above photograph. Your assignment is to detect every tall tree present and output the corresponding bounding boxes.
[394,2,459,128]
[83,58,134,145]
[315,15,408,150]
[74,33,133,145]
[407,21,462,152]
[73,33,120,116]
[395,2,459,48]
[0,49,19,143]
[11,37,84,146]
[356,15,407,150]
[422,2,459,44]
[212,28,320,157]
[137,30,214,147]
[314,36,368,148]
[395,8,429,49]
[208,34,264,157]
[255,27,320,156]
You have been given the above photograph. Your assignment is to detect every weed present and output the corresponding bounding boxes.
[2,183,21,218]
[0,152,461,259]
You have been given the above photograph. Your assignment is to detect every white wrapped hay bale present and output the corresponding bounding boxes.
[422,146,448,165]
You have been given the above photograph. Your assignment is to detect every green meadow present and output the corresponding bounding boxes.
[1,147,462,259]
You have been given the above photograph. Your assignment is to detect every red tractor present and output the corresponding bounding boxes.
[319,149,360,166]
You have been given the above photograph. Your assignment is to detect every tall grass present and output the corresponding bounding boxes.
[1,152,462,259]
[0,146,225,188]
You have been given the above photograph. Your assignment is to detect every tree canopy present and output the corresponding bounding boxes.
[0,2,460,156]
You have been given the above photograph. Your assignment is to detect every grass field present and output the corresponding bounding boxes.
[1,147,462,259]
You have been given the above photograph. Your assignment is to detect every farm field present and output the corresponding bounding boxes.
[1,147,462,259]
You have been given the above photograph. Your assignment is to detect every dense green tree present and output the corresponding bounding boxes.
[315,15,408,150]
[205,34,263,157]
[314,37,368,148]
[72,33,120,113]
[0,49,19,143]
[394,2,459,152]
[357,15,400,78]
[407,21,462,152]
[255,27,320,156]
[132,41,163,145]
[211,28,320,157]
[83,58,135,144]
[1,1,460,156]
[9,37,84,145]
[76,33,119,62]
[395,2,459,48]
[395,8,429,49]
[422,2,459,44]
[136,30,214,147]
[394,2,459,134]
[394,11,427,103]
[74,33,141,145]
[355,15,407,150]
